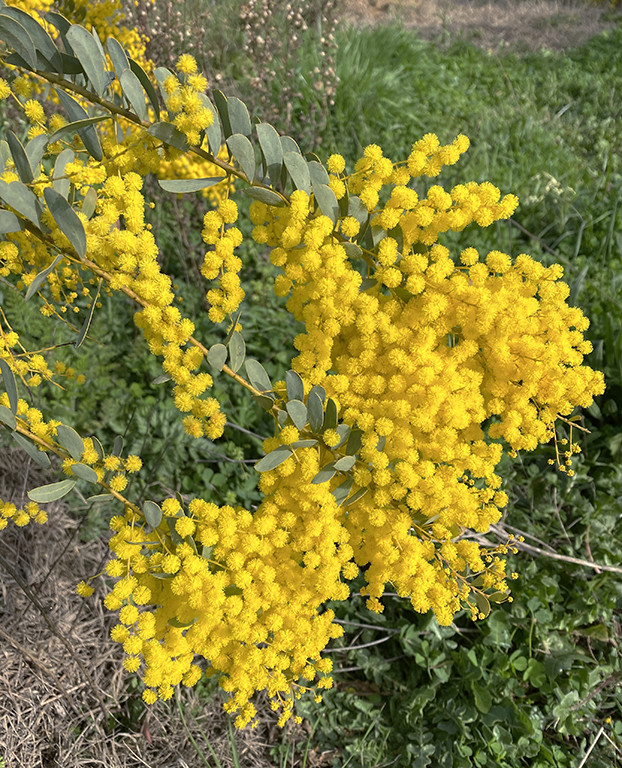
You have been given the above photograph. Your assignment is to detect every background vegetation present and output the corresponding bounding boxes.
[1,0,621,765]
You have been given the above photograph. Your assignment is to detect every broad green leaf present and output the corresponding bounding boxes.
[207,343,227,371]
[148,122,189,152]
[212,90,232,138]
[332,477,354,506]
[28,478,76,503]
[283,151,311,194]
[308,160,330,187]
[313,183,339,223]
[242,186,286,206]
[158,177,225,194]
[25,254,64,301]
[471,681,492,714]
[44,187,86,258]
[66,24,109,97]
[199,95,221,155]
[25,134,48,176]
[7,131,33,183]
[312,462,337,484]
[120,67,148,121]
[75,277,101,349]
[323,398,338,431]
[0,404,16,430]
[245,359,273,393]
[286,370,304,402]
[343,242,363,259]
[226,134,255,181]
[286,400,307,430]
[334,455,356,472]
[343,486,368,507]
[56,423,84,461]
[11,432,51,468]
[81,186,97,219]
[56,89,103,161]
[227,96,251,137]
[228,331,246,373]
[0,210,23,234]
[70,463,99,483]
[280,135,302,155]
[256,122,283,185]
[128,57,160,119]
[0,180,42,228]
[307,390,324,432]
[106,36,129,76]
[52,148,74,199]
[0,13,37,69]
[143,500,163,528]
[255,445,292,472]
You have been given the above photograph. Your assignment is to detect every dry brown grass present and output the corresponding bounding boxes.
[0,449,284,767]
[341,0,618,50]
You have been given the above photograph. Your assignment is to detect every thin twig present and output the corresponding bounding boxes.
[325,635,393,653]
[577,726,604,768]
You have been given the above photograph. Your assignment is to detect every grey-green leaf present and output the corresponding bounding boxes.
[52,148,74,199]
[283,151,311,194]
[120,67,148,121]
[332,477,354,506]
[71,463,99,483]
[0,404,16,430]
[255,445,292,472]
[286,400,307,430]
[286,370,304,402]
[256,122,282,186]
[25,254,64,301]
[7,131,33,184]
[343,242,363,259]
[313,183,339,223]
[312,462,337,484]
[343,486,368,507]
[11,432,51,468]
[228,331,246,373]
[81,186,97,219]
[75,277,101,348]
[106,36,129,76]
[346,429,363,455]
[148,122,189,152]
[309,384,326,403]
[0,359,18,415]
[308,160,330,187]
[56,423,84,461]
[307,390,324,432]
[128,57,160,119]
[25,134,48,176]
[323,398,338,431]
[334,455,356,472]
[66,24,109,97]
[1,6,59,67]
[212,90,232,138]
[226,134,255,181]
[143,500,163,528]
[44,187,86,258]
[0,13,37,70]
[252,394,276,411]
[158,177,225,194]
[280,135,301,155]
[0,210,23,235]
[199,94,221,155]
[56,89,103,161]
[291,439,317,449]
[227,97,251,137]
[207,343,227,371]
[242,186,286,206]
[245,359,273,393]
[28,478,77,503]
[0,180,43,228]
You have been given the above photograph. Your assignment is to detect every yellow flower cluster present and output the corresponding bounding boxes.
[0,319,54,389]
[0,499,46,529]
[162,56,212,146]
[249,139,604,624]
[201,198,245,323]
[105,456,350,726]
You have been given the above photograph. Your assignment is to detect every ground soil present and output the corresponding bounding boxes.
[341,0,619,51]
